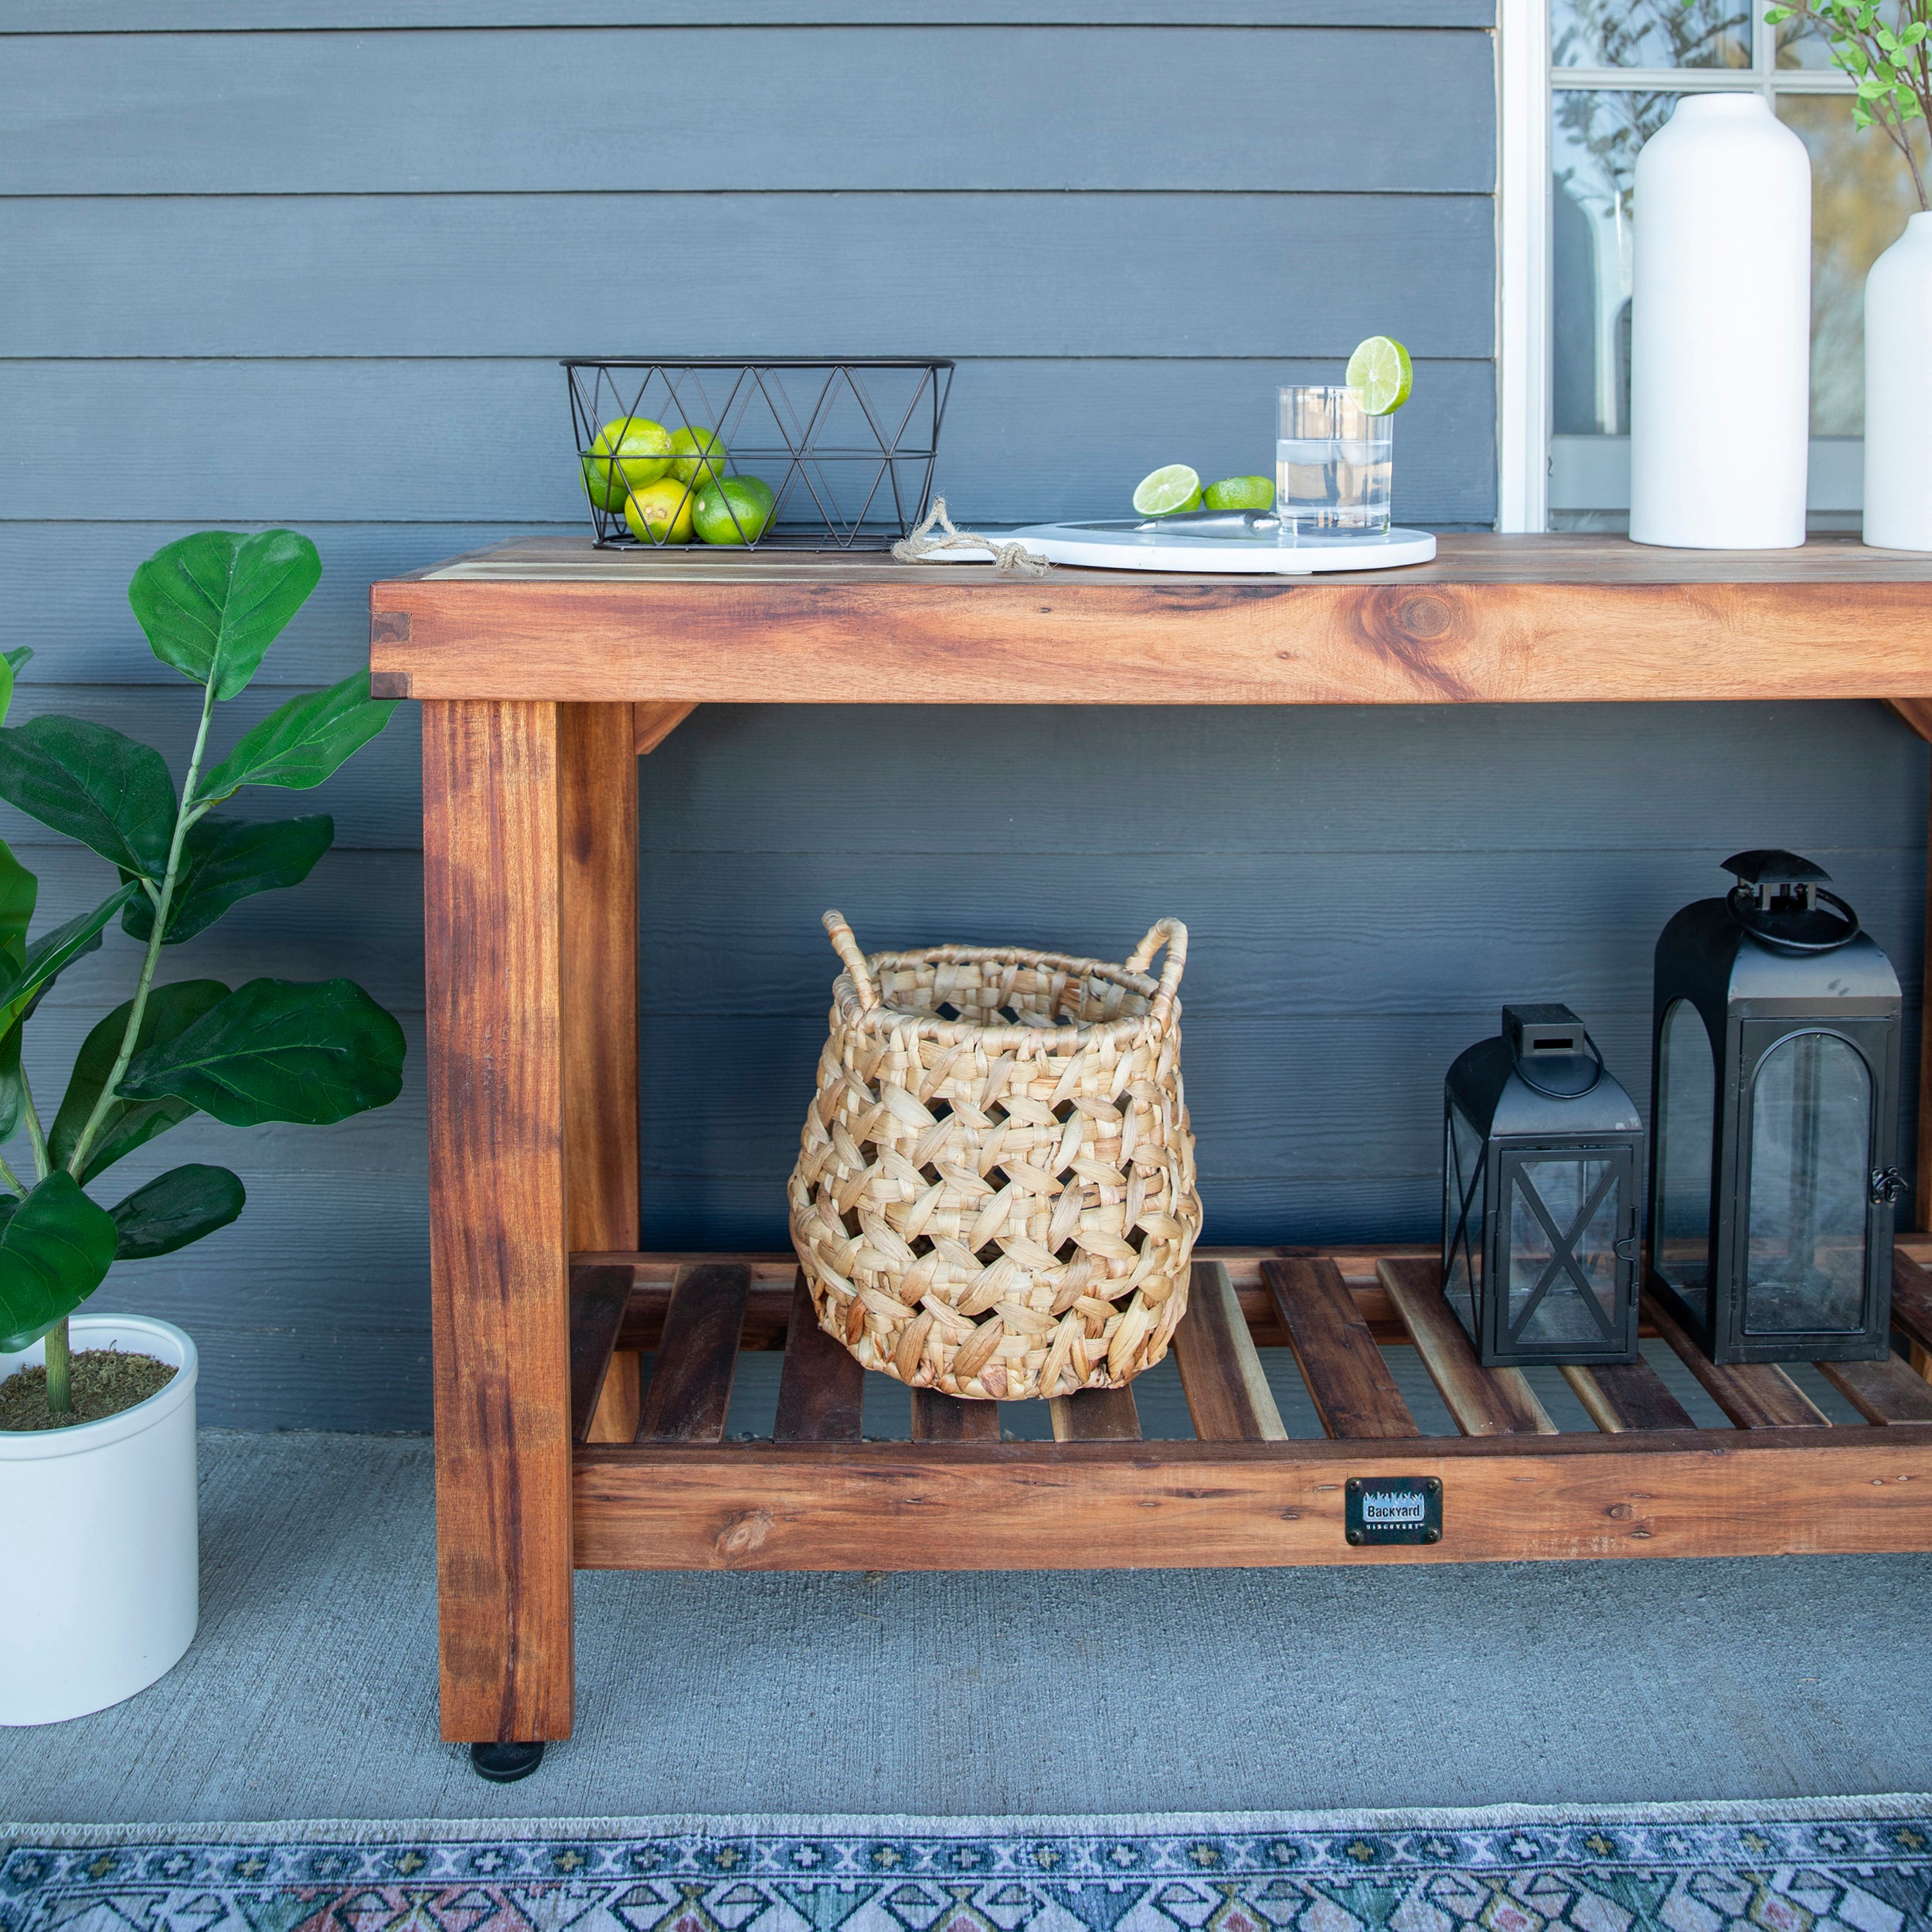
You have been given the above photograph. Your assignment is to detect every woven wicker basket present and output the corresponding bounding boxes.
[787,911,1201,1400]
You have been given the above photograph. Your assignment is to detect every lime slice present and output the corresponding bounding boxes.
[1204,474,1274,511]
[1345,336,1413,416]
[1132,464,1203,517]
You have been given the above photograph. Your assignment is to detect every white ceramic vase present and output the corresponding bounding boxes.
[1864,212,1932,551]
[1629,94,1812,549]
[0,1314,199,1724]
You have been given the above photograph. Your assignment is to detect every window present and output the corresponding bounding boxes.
[1496,0,1930,531]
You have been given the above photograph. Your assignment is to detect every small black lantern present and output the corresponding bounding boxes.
[1648,849,1904,1365]
[1443,1004,1645,1367]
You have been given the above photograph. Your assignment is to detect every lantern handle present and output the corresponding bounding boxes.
[1126,918,1189,1032]
[821,910,880,1012]
[1513,1026,1605,1100]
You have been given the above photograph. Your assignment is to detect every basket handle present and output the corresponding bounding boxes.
[822,910,880,1012]
[1126,918,1189,1029]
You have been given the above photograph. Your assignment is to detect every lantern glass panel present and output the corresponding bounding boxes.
[1654,997,1716,1319]
[1508,1156,1621,1342]
[1444,1101,1485,1329]
[1744,1030,1870,1334]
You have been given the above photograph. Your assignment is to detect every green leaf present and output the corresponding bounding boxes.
[122,814,334,947]
[128,529,321,702]
[0,1172,119,1354]
[200,672,395,802]
[0,716,177,878]
[50,978,230,1184]
[0,838,38,970]
[109,1164,245,1260]
[0,1024,24,1146]
[121,977,405,1128]
[0,883,141,1030]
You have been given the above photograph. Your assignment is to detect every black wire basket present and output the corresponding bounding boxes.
[564,359,954,552]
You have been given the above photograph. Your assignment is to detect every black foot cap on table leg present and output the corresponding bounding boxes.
[471,1741,545,1782]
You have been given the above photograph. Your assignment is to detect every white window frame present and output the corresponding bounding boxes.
[1495,0,1861,532]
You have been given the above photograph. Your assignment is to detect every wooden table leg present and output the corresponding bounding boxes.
[424,700,575,1744]
[560,704,642,1440]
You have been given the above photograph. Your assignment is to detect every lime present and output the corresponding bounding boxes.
[1345,336,1413,416]
[1132,465,1202,517]
[692,475,776,546]
[624,477,697,546]
[668,426,728,487]
[1203,474,1274,511]
[583,415,673,511]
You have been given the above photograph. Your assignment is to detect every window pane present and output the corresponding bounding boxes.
[1444,1104,1485,1335]
[1655,998,1716,1321]
[1553,90,1681,435]
[1509,1157,1620,1343]
[1745,1030,1869,1334]
[1553,87,1930,464]
[1553,0,1749,67]
[1777,95,1930,435]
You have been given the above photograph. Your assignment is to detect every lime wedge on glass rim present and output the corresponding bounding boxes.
[1345,336,1413,416]
[1131,464,1203,517]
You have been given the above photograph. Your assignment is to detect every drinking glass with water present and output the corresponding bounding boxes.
[1277,385,1393,537]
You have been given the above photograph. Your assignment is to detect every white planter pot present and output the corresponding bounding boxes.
[1864,213,1932,553]
[1629,94,1812,550]
[0,1314,199,1725]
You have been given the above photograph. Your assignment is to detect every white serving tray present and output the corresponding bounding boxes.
[1003,521,1437,573]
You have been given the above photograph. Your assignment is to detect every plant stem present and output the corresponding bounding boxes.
[66,676,218,1180]
[20,1073,50,1182]
[44,1317,70,1413]
[0,1150,25,1196]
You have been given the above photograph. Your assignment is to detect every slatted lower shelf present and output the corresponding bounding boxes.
[566,1243,1932,1571]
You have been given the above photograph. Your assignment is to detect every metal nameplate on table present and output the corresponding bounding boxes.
[1345,1475,1442,1546]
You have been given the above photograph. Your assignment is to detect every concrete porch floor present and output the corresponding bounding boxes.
[3,1428,1931,1823]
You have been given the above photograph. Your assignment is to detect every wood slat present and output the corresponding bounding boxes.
[558,702,641,1446]
[372,535,1932,706]
[572,1427,1932,1571]
[634,1262,750,1444]
[422,698,574,1743]
[1376,1258,1557,1437]
[1264,1256,1417,1439]
[1562,1358,1699,1434]
[773,1272,866,1444]
[1818,1355,1932,1425]
[567,1262,634,1445]
[1050,1387,1143,1442]
[1172,1260,1288,1441]
[634,700,697,755]
[1891,1249,1932,1358]
[1645,1293,1832,1430]
[910,1389,1002,1442]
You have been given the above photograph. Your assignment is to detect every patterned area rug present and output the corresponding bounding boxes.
[5,1802,1932,1932]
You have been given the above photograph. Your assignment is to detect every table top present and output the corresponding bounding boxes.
[369,532,1932,706]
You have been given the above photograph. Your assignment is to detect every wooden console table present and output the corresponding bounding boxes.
[369,532,1932,1769]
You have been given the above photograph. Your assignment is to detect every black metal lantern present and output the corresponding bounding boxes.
[1443,1004,1645,1367]
[1648,849,1904,1365]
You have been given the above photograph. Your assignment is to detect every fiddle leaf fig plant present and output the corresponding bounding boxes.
[0,529,404,1415]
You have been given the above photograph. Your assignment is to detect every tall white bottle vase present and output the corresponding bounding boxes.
[1864,213,1932,551]
[1629,94,1812,550]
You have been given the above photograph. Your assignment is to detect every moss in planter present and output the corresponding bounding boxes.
[0,1349,176,1431]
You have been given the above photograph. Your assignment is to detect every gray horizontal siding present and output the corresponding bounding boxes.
[39,9,1889,1443]
[1,4,1497,30]
[631,702,1929,1258]
[0,360,1498,527]
[5,196,1495,357]
[2,28,1495,194]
